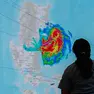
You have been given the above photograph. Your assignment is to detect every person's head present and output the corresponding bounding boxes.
[72,38,91,60]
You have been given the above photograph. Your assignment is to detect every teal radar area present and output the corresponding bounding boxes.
[23,22,72,66]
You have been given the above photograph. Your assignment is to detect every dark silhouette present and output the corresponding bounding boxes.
[73,38,93,79]
[58,38,94,94]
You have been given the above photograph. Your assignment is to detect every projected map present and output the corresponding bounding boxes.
[0,0,94,94]
[9,1,72,94]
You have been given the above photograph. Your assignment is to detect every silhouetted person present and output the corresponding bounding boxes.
[58,38,94,94]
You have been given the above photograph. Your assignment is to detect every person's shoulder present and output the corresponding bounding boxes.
[66,63,76,69]
[92,60,94,63]
[64,62,76,74]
